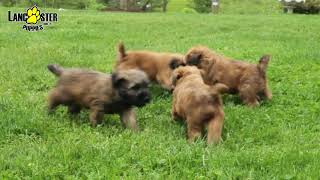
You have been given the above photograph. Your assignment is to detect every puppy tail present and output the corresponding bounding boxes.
[117,42,127,62]
[257,55,271,74]
[209,83,229,96]
[47,64,63,76]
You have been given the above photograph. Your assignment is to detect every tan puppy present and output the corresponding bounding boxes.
[171,66,228,144]
[114,43,185,90]
[185,46,272,107]
[47,64,151,129]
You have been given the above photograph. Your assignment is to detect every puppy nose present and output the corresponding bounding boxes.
[139,91,151,102]
[144,95,150,102]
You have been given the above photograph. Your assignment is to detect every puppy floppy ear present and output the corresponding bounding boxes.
[112,72,127,88]
[169,58,184,70]
[172,70,184,86]
[187,53,202,66]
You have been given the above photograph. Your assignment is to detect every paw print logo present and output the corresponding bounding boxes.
[26,6,40,24]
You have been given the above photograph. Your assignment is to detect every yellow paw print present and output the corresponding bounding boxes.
[26,6,40,24]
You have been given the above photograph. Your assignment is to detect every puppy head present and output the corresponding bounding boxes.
[169,57,186,70]
[171,66,202,87]
[185,46,214,68]
[112,69,151,107]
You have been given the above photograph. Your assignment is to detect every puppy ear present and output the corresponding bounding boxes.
[187,53,202,66]
[169,58,183,70]
[172,70,184,86]
[112,72,127,88]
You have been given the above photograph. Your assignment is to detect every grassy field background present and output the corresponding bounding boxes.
[1,6,320,178]
[167,0,281,14]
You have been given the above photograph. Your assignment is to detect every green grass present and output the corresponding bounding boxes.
[219,0,282,14]
[167,0,189,12]
[1,7,320,179]
[168,0,282,14]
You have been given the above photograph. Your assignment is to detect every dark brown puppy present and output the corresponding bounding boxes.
[47,64,151,129]
[185,46,272,107]
[171,66,228,144]
[114,43,185,91]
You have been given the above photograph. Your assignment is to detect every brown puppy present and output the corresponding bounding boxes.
[47,64,151,129]
[114,43,185,91]
[171,66,228,144]
[185,46,272,107]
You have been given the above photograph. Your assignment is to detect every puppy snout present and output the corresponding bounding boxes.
[144,94,151,102]
[139,91,151,102]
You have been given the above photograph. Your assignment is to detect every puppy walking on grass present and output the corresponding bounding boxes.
[171,66,228,144]
[185,46,272,107]
[47,64,151,129]
[115,43,185,91]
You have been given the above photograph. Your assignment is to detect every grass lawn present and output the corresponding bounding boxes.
[0,7,320,178]
[167,0,281,14]
[167,0,189,12]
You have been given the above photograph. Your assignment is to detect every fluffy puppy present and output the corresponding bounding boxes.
[185,46,272,107]
[114,43,185,90]
[47,64,151,129]
[171,66,228,144]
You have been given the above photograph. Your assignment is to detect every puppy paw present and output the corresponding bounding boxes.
[26,6,40,24]
[247,101,259,107]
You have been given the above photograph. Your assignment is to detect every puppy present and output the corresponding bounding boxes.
[114,43,185,91]
[171,66,228,144]
[185,46,272,107]
[47,64,151,129]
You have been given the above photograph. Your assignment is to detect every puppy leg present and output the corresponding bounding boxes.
[68,104,81,114]
[207,110,224,145]
[120,108,138,131]
[89,105,104,127]
[48,88,67,114]
[171,102,179,121]
[239,84,259,107]
[187,119,202,143]
[156,74,172,91]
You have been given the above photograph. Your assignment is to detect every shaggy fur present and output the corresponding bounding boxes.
[185,46,272,107]
[115,43,185,91]
[171,66,228,144]
[47,64,151,129]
